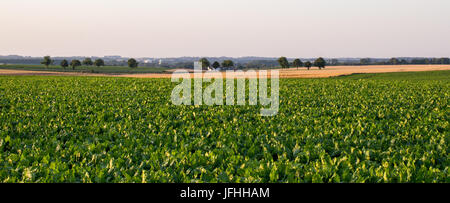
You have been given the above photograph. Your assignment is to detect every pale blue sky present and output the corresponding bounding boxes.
[0,0,449,58]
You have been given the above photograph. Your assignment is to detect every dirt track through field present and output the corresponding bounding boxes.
[1,65,450,78]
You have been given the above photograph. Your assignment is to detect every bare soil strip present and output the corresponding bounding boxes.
[1,65,450,78]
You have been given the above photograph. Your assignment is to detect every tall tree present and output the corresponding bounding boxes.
[70,60,81,70]
[277,57,289,68]
[199,58,210,70]
[41,56,53,68]
[128,58,139,68]
[60,59,69,69]
[292,59,303,70]
[304,61,312,70]
[83,58,93,66]
[94,59,105,67]
[314,57,326,69]
[222,60,234,68]
[212,61,220,69]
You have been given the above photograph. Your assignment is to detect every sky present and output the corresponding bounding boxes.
[0,0,449,58]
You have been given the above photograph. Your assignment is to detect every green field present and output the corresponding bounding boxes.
[0,64,170,74]
[0,71,448,183]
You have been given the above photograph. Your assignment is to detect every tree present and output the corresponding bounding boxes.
[360,58,371,65]
[82,58,93,66]
[293,59,303,70]
[221,60,234,69]
[41,56,53,68]
[212,61,220,69]
[304,61,312,70]
[94,59,105,67]
[60,59,69,69]
[277,57,289,68]
[128,58,139,68]
[70,60,81,70]
[314,57,326,69]
[199,58,210,70]
[389,58,400,65]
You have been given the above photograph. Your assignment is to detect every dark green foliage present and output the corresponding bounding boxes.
[293,59,303,69]
[277,57,289,68]
[360,58,371,65]
[304,61,312,70]
[199,58,210,69]
[389,58,400,65]
[212,61,220,69]
[221,60,234,68]
[83,58,94,66]
[94,59,105,67]
[60,60,69,69]
[128,58,139,68]
[70,60,81,70]
[314,57,326,69]
[0,71,448,183]
[40,56,53,68]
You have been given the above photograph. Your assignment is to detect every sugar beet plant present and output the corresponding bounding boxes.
[0,71,448,183]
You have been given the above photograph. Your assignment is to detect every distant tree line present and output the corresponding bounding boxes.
[359,57,450,65]
[61,58,106,70]
[197,57,329,71]
[198,58,236,70]
[277,57,327,70]
[38,56,141,70]
[7,56,449,71]
[276,57,450,69]
[319,57,450,66]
